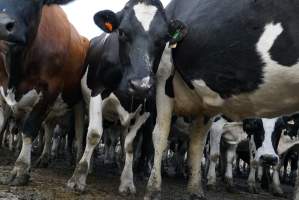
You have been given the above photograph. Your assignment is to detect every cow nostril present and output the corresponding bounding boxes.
[260,155,278,165]
[6,21,15,32]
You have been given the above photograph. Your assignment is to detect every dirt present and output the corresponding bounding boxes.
[0,148,294,200]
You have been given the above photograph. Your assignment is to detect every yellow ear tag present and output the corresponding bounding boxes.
[288,120,295,125]
[169,43,177,49]
[105,22,113,32]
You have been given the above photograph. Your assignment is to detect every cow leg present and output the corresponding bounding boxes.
[187,117,210,200]
[224,144,238,192]
[35,123,54,168]
[6,96,52,186]
[8,129,14,152]
[293,158,299,200]
[272,165,284,196]
[119,111,150,195]
[67,94,102,192]
[207,131,221,190]
[175,142,187,178]
[145,47,174,200]
[51,125,60,159]
[74,101,84,162]
[248,162,258,194]
[1,126,8,148]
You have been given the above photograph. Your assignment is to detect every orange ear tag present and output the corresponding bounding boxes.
[104,22,113,32]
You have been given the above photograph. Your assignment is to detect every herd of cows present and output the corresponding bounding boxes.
[0,0,299,199]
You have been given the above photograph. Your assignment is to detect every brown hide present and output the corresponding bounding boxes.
[2,5,89,106]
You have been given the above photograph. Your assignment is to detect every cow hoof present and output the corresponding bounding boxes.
[189,193,207,200]
[272,188,285,198]
[144,191,161,200]
[206,184,217,191]
[66,162,88,192]
[248,185,259,194]
[34,154,51,168]
[273,192,285,198]
[119,182,136,195]
[6,173,30,186]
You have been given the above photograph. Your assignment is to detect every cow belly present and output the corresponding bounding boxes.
[188,69,299,120]
[173,73,205,116]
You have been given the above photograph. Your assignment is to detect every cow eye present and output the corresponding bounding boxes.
[119,29,129,42]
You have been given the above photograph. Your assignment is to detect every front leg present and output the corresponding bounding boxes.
[119,111,150,195]
[145,46,174,200]
[224,143,238,192]
[248,162,258,194]
[6,94,53,186]
[272,165,284,197]
[187,117,211,200]
[67,94,103,192]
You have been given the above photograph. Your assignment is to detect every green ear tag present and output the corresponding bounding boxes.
[172,31,181,40]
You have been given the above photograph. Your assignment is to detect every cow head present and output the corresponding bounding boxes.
[277,114,299,154]
[94,0,187,96]
[243,118,280,166]
[0,0,74,45]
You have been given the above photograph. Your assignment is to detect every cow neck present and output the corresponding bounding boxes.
[4,8,43,99]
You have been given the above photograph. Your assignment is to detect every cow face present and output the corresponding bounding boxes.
[243,118,279,166]
[94,0,187,97]
[0,0,74,45]
[278,114,299,154]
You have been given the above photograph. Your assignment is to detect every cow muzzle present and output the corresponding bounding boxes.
[0,13,25,44]
[260,154,279,166]
[128,76,153,96]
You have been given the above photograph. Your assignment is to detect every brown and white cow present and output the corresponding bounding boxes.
[0,0,89,186]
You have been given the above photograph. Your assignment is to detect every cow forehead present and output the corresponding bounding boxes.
[133,3,158,31]
[261,118,278,131]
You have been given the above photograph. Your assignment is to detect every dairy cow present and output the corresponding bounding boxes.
[67,30,154,193]
[83,0,299,199]
[0,0,89,185]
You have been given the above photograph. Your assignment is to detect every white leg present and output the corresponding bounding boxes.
[207,156,217,187]
[272,165,283,196]
[51,125,60,158]
[257,165,263,181]
[145,47,174,200]
[8,132,14,151]
[248,162,258,193]
[67,94,103,192]
[187,117,210,199]
[119,111,150,194]
[74,101,85,162]
[207,129,221,188]
[224,144,237,188]
[7,135,32,185]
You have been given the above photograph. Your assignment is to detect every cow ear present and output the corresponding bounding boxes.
[43,0,75,5]
[94,10,120,33]
[168,19,187,49]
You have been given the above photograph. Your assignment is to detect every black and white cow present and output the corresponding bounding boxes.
[66,29,155,193]
[87,0,299,199]
[206,115,247,190]
[238,114,299,196]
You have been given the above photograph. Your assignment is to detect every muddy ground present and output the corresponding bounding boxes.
[0,148,294,200]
